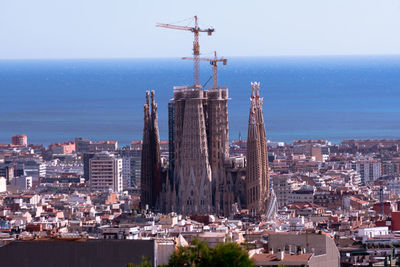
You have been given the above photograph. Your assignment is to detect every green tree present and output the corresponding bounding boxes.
[127,256,152,267]
[166,239,252,267]
[208,242,253,267]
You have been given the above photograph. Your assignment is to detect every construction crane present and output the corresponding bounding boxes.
[157,16,214,87]
[182,51,227,89]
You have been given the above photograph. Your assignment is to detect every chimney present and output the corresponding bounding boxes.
[277,251,284,261]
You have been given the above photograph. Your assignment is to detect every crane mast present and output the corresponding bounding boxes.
[157,16,214,87]
[182,51,227,89]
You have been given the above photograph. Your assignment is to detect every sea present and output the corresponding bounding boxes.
[1,56,400,147]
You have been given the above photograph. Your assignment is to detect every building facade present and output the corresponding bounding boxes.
[163,83,231,215]
[11,134,27,146]
[350,160,381,184]
[89,152,123,192]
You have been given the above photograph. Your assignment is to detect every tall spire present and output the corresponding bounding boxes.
[141,91,152,208]
[246,82,269,214]
[141,90,162,209]
[150,90,162,208]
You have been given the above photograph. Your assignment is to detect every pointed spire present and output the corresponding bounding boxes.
[250,82,255,100]
[146,90,150,106]
[151,90,157,115]
[249,82,257,125]
[255,82,260,100]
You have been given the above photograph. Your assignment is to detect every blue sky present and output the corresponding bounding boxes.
[1,0,400,59]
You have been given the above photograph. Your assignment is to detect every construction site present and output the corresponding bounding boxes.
[140,16,272,217]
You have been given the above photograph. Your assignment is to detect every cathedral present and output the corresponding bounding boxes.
[140,82,271,217]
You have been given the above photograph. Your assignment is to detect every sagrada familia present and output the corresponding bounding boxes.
[140,82,273,217]
[140,17,276,217]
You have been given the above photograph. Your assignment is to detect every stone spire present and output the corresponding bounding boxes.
[150,90,162,208]
[246,82,269,214]
[140,90,162,209]
[141,91,152,208]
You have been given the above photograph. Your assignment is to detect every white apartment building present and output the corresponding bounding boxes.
[271,174,294,208]
[89,152,122,192]
[350,161,381,184]
[0,177,6,192]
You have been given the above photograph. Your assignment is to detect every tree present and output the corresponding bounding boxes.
[166,239,252,267]
[208,242,253,267]
[127,256,152,267]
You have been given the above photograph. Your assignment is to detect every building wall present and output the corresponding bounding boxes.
[0,177,6,192]
[122,157,132,189]
[89,153,122,192]
[289,191,314,204]
[268,233,339,267]
[83,153,95,182]
[13,176,32,190]
[0,240,155,267]
[271,174,293,208]
[351,161,381,184]
[11,135,27,146]
[391,212,400,231]
[88,141,118,152]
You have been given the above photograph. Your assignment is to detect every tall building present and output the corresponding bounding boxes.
[173,86,213,214]
[163,82,230,215]
[11,134,27,146]
[350,160,381,184]
[140,91,162,209]
[117,148,142,189]
[0,165,14,185]
[89,152,123,192]
[246,82,270,214]
[0,177,6,193]
[83,153,95,182]
[75,137,91,153]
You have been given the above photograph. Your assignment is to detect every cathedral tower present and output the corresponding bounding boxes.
[246,82,270,214]
[140,90,161,209]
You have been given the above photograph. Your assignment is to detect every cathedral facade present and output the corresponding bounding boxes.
[142,83,269,216]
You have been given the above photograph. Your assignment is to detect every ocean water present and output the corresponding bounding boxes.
[1,56,400,146]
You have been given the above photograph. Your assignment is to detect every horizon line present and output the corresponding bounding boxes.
[1,53,400,61]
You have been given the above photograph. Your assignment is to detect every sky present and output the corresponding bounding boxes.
[1,0,400,59]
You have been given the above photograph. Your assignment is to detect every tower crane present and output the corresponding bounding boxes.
[156,16,214,87]
[183,51,227,89]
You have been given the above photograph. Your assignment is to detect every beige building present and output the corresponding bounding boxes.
[271,174,294,208]
[11,134,27,146]
[89,152,122,192]
[252,232,340,267]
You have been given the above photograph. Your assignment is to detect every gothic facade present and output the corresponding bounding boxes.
[146,83,270,217]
